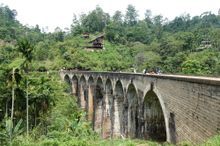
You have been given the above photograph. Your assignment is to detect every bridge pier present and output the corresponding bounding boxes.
[88,77,95,121]
[72,76,78,97]
[94,78,104,136]
[114,81,125,138]
[79,76,86,109]
[102,83,113,138]
[127,83,138,138]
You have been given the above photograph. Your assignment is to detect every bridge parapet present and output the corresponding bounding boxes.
[61,70,220,85]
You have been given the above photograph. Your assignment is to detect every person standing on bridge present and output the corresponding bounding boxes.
[133,68,137,73]
[143,68,149,74]
[155,67,161,75]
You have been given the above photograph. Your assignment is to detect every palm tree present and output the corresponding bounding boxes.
[16,37,34,136]
[11,68,15,123]
[17,38,34,73]
[4,67,22,141]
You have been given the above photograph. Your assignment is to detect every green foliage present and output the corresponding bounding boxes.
[201,134,220,146]
[79,6,110,33]
[181,60,202,74]
[34,41,50,61]
[135,51,161,71]
[1,3,220,75]
[182,50,220,74]
[105,22,126,44]
[8,85,97,146]
[0,5,18,41]
[16,37,34,62]
[0,118,23,145]
[8,58,25,69]
[125,5,139,26]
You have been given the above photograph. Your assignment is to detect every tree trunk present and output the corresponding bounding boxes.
[6,99,8,117]
[26,79,29,137]
[10,68,15,142]
[11,68,15,121]
[34,103,37,127]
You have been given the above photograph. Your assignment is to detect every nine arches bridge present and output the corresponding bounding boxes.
[60,70,220,144]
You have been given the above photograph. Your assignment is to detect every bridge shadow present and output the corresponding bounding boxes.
[93,77,104,135]
[103,79,113,138]
[127,83,138,138]
[114,80,125,138]
[72,75,79,101]
[142,90,166,142]
[64,75,72,93]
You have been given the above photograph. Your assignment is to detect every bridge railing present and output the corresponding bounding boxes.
[60,70,220,86]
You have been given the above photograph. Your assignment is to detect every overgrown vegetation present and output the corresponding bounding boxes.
[0,3,219,146]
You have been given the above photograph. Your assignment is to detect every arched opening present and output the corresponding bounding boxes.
[127,83,138,138]
[72,76,78,97]
[88,77,94,120]
[103,79,113,138]
[64,75,72,94]
[114,80,124,137]
[94,77,104,134]
[143,90,166,142]
[79,76,87,109]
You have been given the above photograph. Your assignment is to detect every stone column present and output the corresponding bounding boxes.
[80,84,86,109]
[94,88,104,135]
[113,93,122,138]
[102,89,112,138]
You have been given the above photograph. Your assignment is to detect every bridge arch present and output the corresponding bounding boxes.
[88,76,94,120]
[143,89,166,141]
[143,84,171,143]
[79,75,87,109]
[72,75,78,97]
[114,80,125,137]
[64,74,72,93]
[127,83,138,138]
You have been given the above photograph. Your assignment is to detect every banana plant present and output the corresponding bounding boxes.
[0,118,23,145]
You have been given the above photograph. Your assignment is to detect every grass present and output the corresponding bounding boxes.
[85,138,173,146]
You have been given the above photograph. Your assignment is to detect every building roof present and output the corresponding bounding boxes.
[88,34,104,43]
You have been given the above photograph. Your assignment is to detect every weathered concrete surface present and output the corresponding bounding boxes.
[60,70,220,144]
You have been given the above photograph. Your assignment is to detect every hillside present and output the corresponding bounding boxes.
[1,5,220,75]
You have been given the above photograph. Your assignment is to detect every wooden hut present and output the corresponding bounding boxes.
[82,32,90,39]
[85,35,104,51]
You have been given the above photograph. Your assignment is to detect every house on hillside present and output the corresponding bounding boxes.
[82,32,90,39]
[85,34,104,51]
[196,40,212,51]
[201,40,212,48]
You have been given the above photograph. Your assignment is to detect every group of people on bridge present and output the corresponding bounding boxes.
[143,67,161,75]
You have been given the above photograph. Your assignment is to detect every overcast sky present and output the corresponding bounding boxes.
[1,0,220,32]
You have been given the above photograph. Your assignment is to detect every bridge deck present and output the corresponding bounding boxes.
[61,70,220,86]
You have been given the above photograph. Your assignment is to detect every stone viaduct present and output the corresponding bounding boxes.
[60,70,220,144]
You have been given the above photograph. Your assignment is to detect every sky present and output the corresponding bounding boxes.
[1,0,220,32]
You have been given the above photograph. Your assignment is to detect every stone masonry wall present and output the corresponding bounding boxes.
[155,77,220,144]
